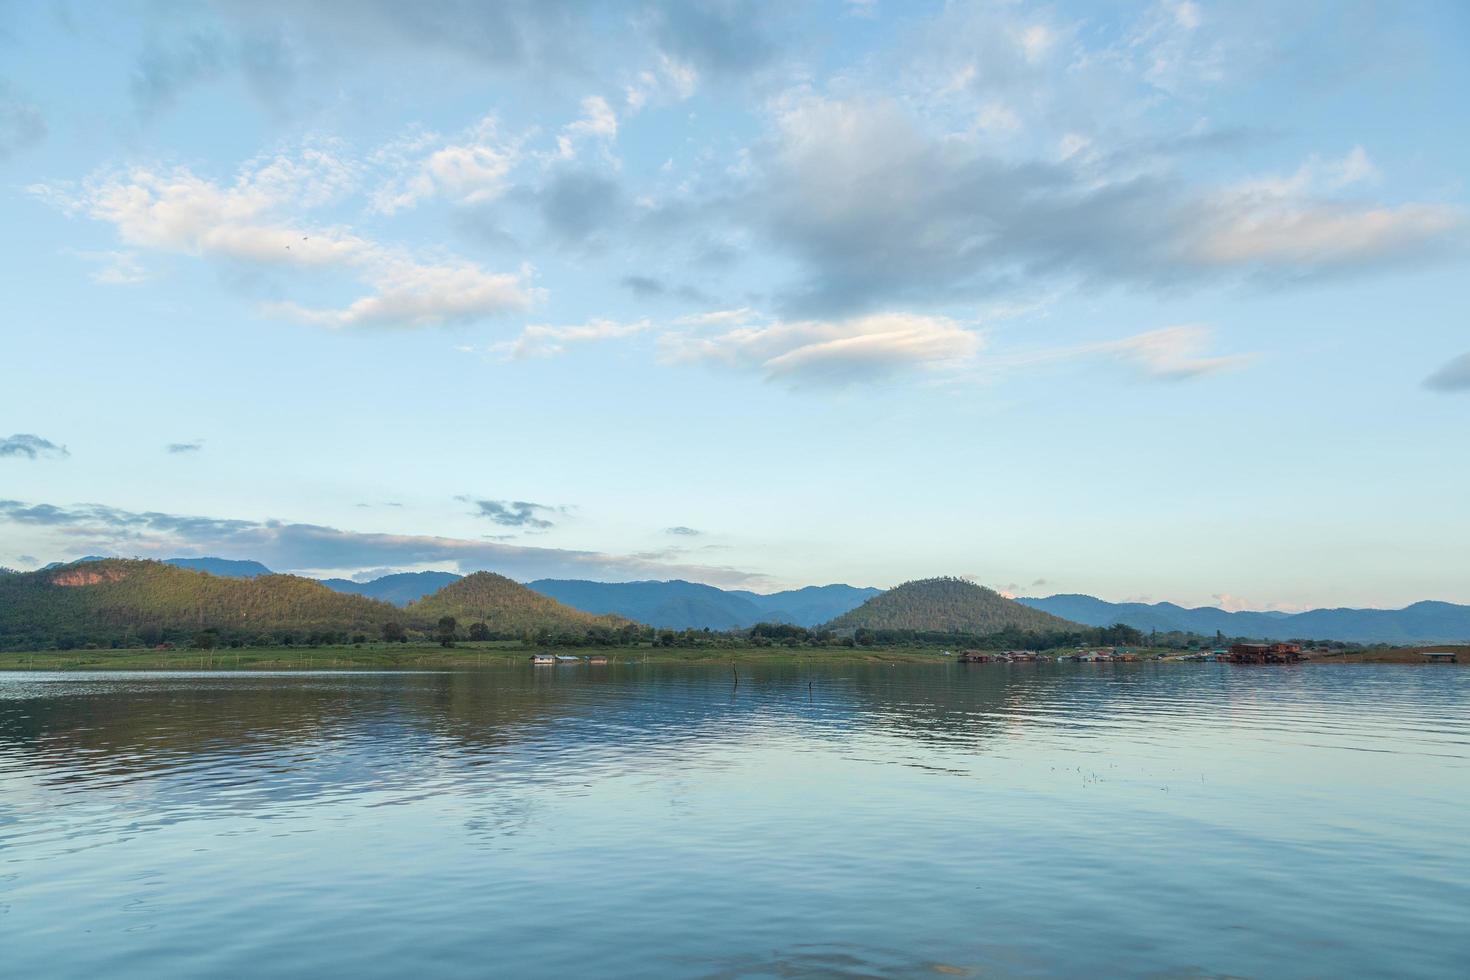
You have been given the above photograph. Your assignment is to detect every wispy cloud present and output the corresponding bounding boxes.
[663,311,981,387]
[65,249,149,285]
[166,441,204,454]
[665,526,701,536]
[0,434,69,460]
[464,498,563,530]
[1005,325,1254,382]
[488,317,651,359]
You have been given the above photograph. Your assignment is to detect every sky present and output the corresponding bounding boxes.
[1,0,1467,611]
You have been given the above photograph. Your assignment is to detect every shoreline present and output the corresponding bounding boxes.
[0,643,1461,672]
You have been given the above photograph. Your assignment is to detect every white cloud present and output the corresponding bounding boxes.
[552,95,620,162]
[663,311,981,387]
[490,317,651,359]
[270,258,538,329]
[1190,203,1460,268]
[372,116,521,213]
[1186,148,1458,271]
[624,53,699,111]
[35,150,538,328]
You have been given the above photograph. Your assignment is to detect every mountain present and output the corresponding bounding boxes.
[826,577,1078,633]
[409,571,630,635]
[321,571,462,607]
[1016,594,1470,644]
[526,579,880,629]
[0,558,396,650]
[164,557,273,578]
[735,584,883,626]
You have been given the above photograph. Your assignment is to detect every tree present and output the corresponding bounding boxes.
[468,621,490,642]
[436,616,458,647]
[382,621,406,644]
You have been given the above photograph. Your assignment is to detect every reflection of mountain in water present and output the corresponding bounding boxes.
[0,664,1153,809]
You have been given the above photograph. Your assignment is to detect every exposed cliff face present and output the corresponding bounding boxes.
[52,567,128,587]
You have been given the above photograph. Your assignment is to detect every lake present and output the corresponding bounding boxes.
[1,663,1466,978]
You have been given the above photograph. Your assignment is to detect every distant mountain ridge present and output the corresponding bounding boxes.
[1016,594,1470,644]
[320,571,462,606]
[526,579,880,629]
[23,555,1468,643]
[165,557,273,578]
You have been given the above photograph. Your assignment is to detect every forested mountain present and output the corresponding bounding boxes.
[0,559,396,650]
[164,557,273,578]
[321,571,463,606]
[408,572,629,636]
[526,579,880,629]
[1017,594,1470,644]
[826,577,1078,633]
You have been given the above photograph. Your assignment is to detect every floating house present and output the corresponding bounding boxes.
[1224,642,1303,664]
[1423,651,1459,664]
[589,655,609,665]
[532,653,556,665]
[957,650,994,663]
[1072,649,1113,662]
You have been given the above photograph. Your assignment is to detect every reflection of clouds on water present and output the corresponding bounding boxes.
[1,666,1468,978]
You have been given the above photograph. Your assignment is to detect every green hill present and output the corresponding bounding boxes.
[824,577,1079,633]
[407,571,631,636]
[0,561,640,650]
[0,558,397,650]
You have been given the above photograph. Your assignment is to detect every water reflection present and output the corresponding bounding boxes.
[1,664,1467,978]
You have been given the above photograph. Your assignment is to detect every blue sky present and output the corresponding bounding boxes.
[1,0,1467,610]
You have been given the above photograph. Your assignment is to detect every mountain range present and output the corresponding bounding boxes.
[18,556,1470,643]
[525,579,880,629]
[0,560,620,651]
[1015,594,1470,645]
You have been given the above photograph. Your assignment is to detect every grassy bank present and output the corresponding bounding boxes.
[0,642,955,671]
[0,643,1460,671]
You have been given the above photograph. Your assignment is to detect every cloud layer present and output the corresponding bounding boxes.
[0,499,768,586]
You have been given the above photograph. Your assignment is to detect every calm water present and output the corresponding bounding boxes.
[1,663,1466,978]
